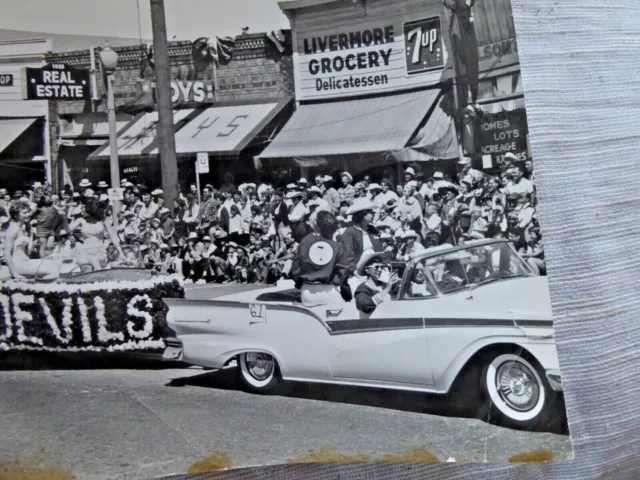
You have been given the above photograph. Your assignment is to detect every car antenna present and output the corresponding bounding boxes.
[450,232,474,300]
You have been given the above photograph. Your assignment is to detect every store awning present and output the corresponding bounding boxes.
[0,118,38,154]
[89,109,195,159]
[387,93,459,162]
[174,98,292,156]
[58,113,134,147]
[258,88,441,159]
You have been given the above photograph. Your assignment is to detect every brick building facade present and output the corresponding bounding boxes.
[45,32,294,191]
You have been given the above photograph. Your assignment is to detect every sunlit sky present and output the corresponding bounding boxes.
[0,0,290,41]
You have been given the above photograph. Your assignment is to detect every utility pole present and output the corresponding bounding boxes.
[150,0,179,213]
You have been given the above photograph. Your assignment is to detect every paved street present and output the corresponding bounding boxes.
[0,284,572,479]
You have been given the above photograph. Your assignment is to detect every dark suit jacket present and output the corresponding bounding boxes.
[339,225,383,273]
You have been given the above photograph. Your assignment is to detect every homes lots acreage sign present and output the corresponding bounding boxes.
[479,108,529,164]
[22,63,91,101]
[294,4,448,101]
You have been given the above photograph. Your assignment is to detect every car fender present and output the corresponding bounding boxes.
[179,334,286,371]
[437,335,559,393]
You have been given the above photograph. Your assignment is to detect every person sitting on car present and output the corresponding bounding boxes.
[354,250,400,315]
[290,210,351,307]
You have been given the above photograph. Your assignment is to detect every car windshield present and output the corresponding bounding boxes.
[412,241,532,296]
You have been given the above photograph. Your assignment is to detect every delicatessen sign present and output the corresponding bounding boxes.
[295,9,447,101]
[22,63,91,101]
[0,278,183,352]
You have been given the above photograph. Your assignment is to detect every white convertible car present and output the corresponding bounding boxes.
[163,238,563,430]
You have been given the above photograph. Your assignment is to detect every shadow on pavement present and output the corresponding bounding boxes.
[0,351,188,371]
[166,366,569,436]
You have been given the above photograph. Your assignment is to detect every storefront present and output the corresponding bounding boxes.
[469,0,530,171]
[0,39,51,190]
[258,0,461,183]
[47,31,295,191]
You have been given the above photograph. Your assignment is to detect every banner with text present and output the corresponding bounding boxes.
[0,277,183,352]
[479,108,528,165]
[294,7,448,101]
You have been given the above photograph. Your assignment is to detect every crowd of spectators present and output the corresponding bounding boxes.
[0,152,545,282]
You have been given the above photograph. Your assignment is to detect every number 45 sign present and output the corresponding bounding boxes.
[404,16,445,75]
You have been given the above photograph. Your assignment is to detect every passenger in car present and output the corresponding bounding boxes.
[354,250,400,315]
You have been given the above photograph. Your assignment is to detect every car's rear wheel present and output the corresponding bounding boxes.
[238,352,282,394]
[481,352,553,430]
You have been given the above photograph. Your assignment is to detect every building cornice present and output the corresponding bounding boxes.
[44,33,290,69]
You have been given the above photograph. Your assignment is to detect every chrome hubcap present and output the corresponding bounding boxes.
[245,353,274,381]
[495,361,540,412]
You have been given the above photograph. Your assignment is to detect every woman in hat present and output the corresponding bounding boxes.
[339,197,383,275]
[321,175,340,214]
[286,190,310,243]
[307,186,331,213]
[396,230,426,262]
[338,172,356,204]
[353,250,400,315]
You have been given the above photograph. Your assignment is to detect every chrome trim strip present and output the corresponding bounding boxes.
[327,317,553,335]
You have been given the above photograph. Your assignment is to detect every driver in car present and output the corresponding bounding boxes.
[409,266,437,297]
[354,250,400,315]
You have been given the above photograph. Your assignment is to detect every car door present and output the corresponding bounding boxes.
[325,295,435,387]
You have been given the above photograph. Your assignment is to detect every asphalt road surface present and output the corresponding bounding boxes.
[0,283,573,479]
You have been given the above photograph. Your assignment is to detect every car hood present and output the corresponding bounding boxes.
[438,275,553,320]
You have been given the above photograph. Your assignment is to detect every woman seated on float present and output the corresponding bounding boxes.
[3,205,63,280]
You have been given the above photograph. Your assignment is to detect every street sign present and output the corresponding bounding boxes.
[107,187,124,202]
[196,152,210,174]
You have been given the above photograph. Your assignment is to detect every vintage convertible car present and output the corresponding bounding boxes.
[163,238,563,429]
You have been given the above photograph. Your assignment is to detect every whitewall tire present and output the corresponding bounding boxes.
[482,352,552,429]
[238,352,282,394]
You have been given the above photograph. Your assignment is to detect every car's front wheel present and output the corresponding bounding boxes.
[481,352,554,430]
[238,352,282,394]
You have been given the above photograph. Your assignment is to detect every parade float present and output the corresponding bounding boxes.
[0,268,184,353]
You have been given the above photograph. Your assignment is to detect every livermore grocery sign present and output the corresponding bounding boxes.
[293,4,448,101]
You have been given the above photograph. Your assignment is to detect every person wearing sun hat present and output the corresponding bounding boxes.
[396,230,426,262]
[353,249,400,315]
[338,171,356,204]
[321,175,340,213]
[339,197,383,275]
[286,190,309,242]
[78,178,92,191]
[404,166,417,183]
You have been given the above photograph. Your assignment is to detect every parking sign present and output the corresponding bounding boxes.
[197,152,209,174]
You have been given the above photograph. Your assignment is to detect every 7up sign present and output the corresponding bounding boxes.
[403,16,445,75]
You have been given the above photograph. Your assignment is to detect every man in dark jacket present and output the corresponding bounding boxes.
[290,210,352,307]
[339,197,383,275]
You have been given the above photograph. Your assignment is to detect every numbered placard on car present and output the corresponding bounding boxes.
[249,304,267,324]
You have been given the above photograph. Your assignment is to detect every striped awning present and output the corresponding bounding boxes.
[0,118,38,154]
[258,88,441,159]
[57,112,134,147]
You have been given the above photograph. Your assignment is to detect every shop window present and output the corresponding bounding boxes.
[494,74,514,97]
[477,79,494,100]
[513,72,523,94]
